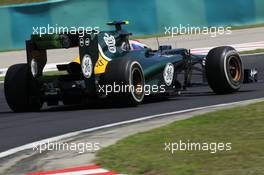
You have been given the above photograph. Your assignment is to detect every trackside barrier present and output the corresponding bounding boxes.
[0,0,264,50]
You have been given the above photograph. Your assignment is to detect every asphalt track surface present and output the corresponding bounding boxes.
[0,84,264,152]
[0,54,263,154]
[0,82,264,153]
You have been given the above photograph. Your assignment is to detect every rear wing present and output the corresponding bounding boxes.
[26,21,131,93]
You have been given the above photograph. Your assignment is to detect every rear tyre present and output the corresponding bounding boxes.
[4,64,43,112]
[104,59,145,106]
[205,46,243,94]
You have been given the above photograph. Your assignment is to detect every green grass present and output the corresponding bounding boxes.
[0,70,67,82]
[0,0,46,5]
[40,70,67,82]
[231,23,264,30]
[42,70,67,76]
[131,33,167,40]
[96,102,264,175]
[0,48,24,52]
[132,23,264,40]
[239,49,264,55]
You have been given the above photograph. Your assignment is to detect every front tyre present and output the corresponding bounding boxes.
[4,64,43,112]
[205,46,243,94]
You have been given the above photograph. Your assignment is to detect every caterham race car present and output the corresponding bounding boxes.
[5,21,244,112]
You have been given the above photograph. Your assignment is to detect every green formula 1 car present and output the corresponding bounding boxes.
[4,21,244,112]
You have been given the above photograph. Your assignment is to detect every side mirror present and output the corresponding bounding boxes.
[145,48,153,57]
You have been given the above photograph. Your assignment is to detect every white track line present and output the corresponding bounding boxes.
[47,168,109,175]
[0,68,7,77]
[26,165,120,175]
[0,98,264,159]
[191,41,264,54]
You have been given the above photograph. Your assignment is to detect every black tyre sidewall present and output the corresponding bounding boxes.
[129,61,145,103]
[4,64,42,112]
[104,59,145,104]
[205,46,243,94]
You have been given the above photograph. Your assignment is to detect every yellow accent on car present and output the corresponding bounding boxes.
[72,54,108,74]
[73,57,80,64]
[94,53,108,74]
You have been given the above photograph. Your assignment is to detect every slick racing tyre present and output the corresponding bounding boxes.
[205,46,243,94]
[104,59,145,105]
[4,64,43,112]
